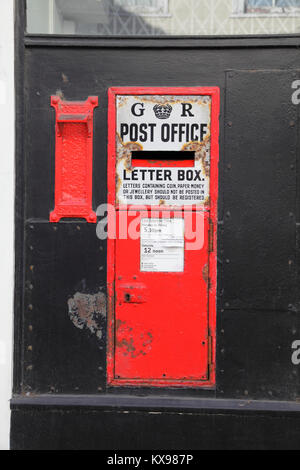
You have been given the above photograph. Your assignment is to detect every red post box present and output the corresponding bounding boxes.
[107,87,219,388]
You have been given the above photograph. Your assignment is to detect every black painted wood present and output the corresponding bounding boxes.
[11,407,300,450]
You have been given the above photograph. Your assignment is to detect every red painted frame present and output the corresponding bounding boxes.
[107,87,220,388]
[50,96,98,223]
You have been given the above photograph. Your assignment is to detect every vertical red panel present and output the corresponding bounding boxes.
[107,87,220,388]
[50,96,98,223]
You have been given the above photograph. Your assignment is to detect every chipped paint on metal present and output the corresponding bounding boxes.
[116,134,143,204]
[116,320,153,359]
[134,95,211,106]
[202,263,209,285]
[182,137,211,177]
[68,292,106,340]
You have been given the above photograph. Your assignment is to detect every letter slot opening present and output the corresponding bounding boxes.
[131,151,195,168]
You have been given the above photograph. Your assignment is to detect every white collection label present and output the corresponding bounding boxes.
[140,219,185,272]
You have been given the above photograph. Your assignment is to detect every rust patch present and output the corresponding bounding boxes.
[116,322,153,358]
[182,138,211,178]
[202,264,209,285]
[133,95,211,107]
[117,134,143,167]
[68,292,106,340]
[117,96,129,108]
[204,196,211,208]
[116,135,144,204]
[55,89,65,100]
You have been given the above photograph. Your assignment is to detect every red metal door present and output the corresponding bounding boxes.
[113,210,210,387]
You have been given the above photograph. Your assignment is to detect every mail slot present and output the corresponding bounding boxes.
[107,87,220,388]
[131,151,195,168]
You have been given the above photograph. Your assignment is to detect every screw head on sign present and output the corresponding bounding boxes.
[88,213,97,223]
[51,213,59,223]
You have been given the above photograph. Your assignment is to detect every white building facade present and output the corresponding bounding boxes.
[0,0,14,451]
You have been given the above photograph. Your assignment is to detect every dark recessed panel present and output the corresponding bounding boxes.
[222,70,298,311]
[22,222,107,394]
[10,407,300,450]
[217,309,300,401]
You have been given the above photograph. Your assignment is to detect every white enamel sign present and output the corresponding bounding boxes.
[116,95,211,206]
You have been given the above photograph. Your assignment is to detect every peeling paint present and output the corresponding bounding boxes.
[116,135,144,204]
[55,89,65,100]
[68,292,106,340]
[116,321,153,358]
[62,73,69,83]
[133,95,211,106]
[117,134,143,169]
[117,96,129,108]
[202,263,209,285]
[182,138,211,178]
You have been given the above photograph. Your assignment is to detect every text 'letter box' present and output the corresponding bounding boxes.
[107,87,219,388]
